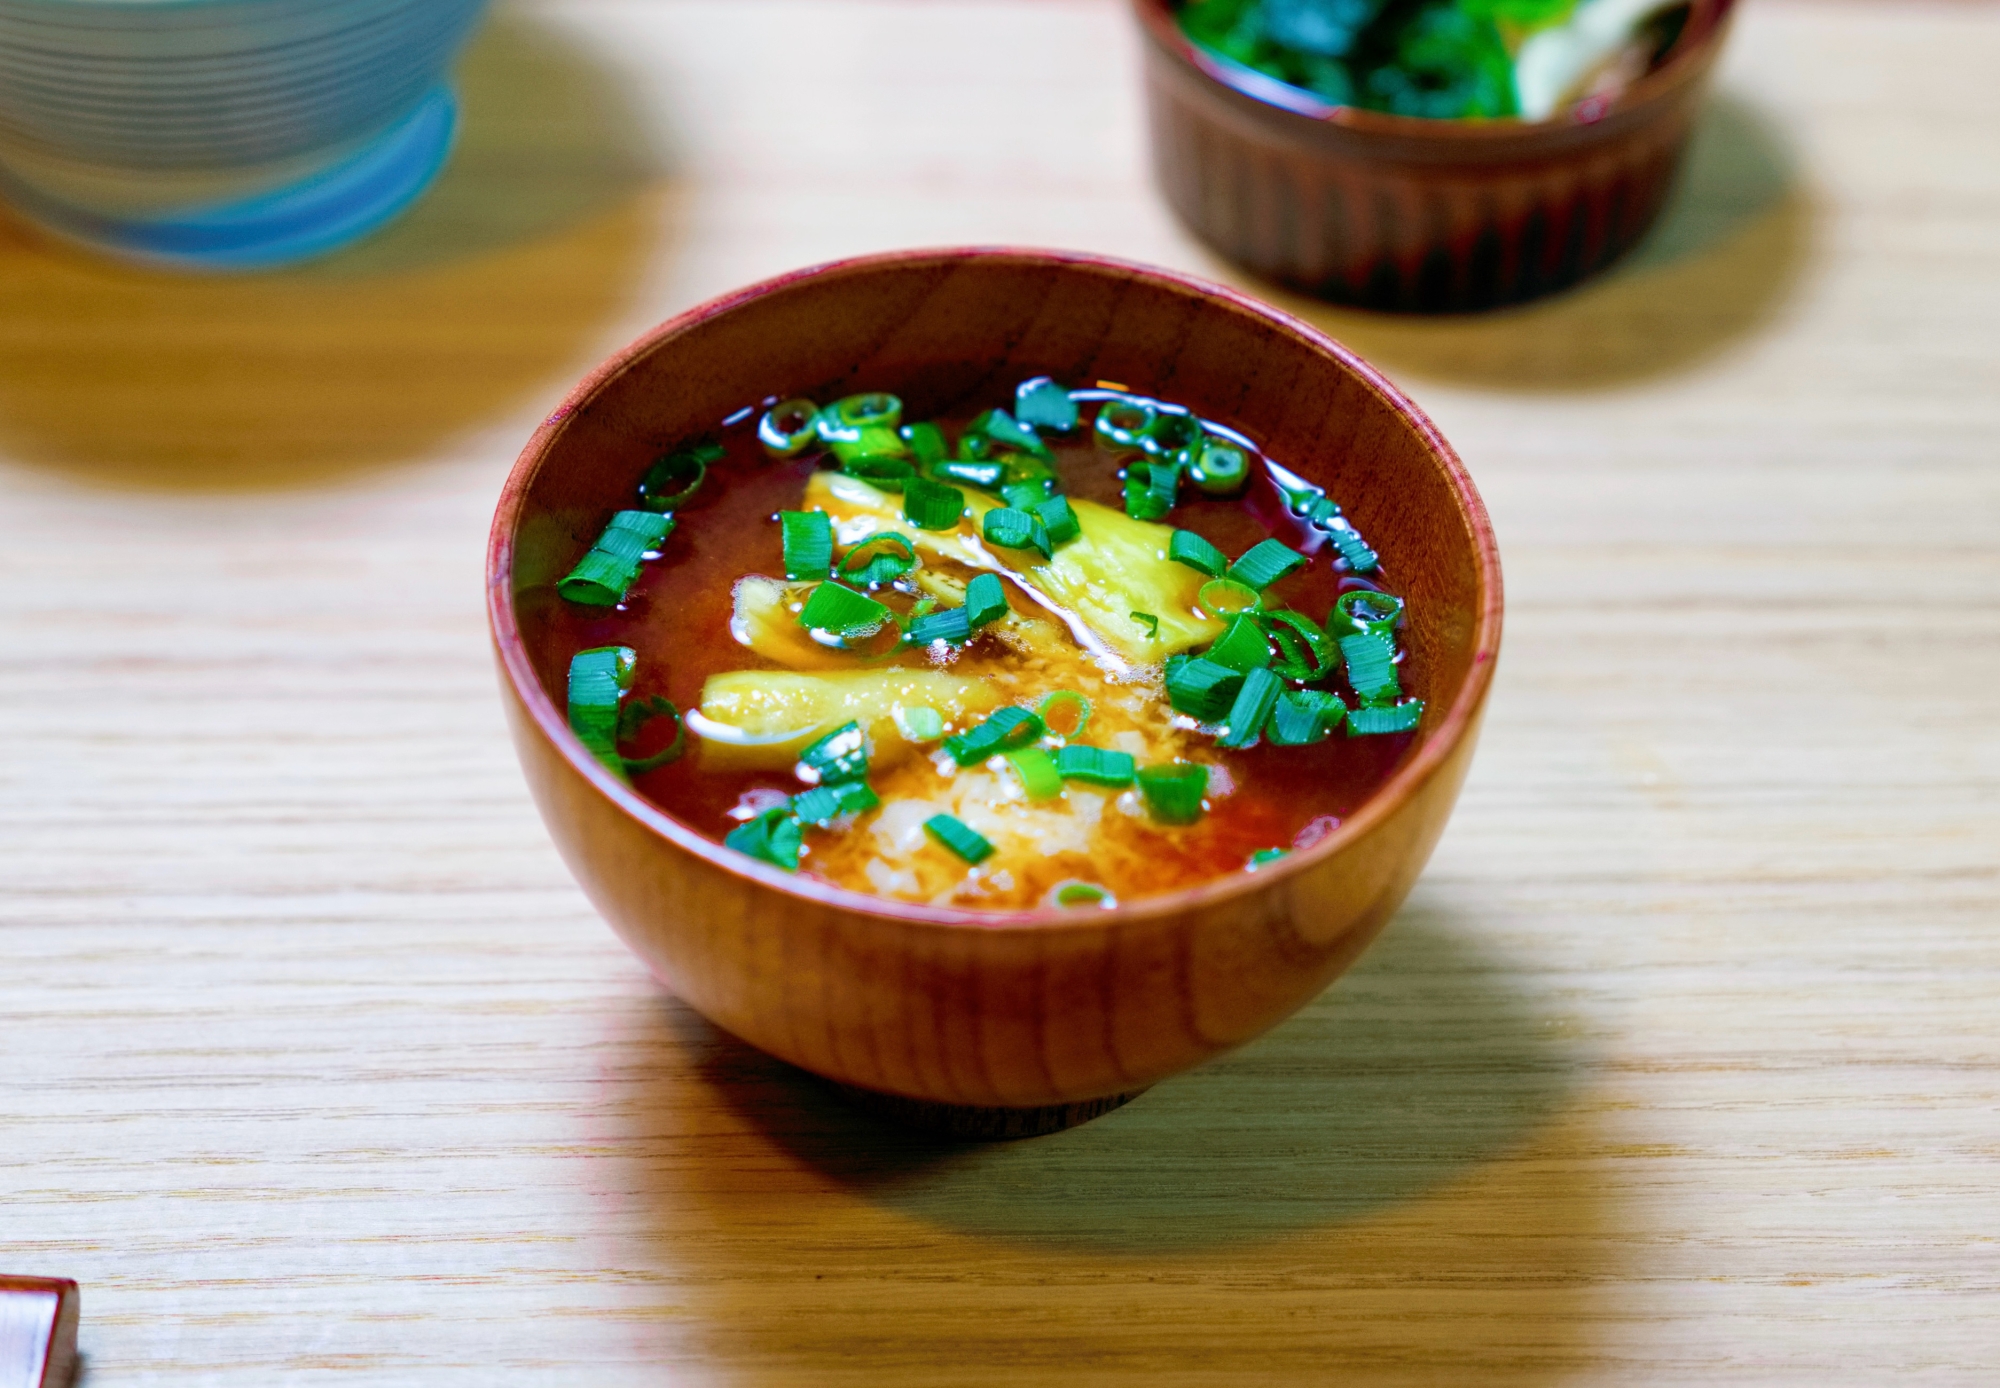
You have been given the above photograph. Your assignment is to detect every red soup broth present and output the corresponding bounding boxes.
[516,382,1419,912]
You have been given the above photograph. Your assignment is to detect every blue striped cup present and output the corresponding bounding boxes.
[0,0,490,269]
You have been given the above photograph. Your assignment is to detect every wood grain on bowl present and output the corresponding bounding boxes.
[1136,0,1738,312]
[488,248,1501,1119]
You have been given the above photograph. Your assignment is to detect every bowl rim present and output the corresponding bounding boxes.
[488,245,1503,933]
[1132,0,1737,139]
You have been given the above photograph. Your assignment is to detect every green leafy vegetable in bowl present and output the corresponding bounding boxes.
[1177,0,1693,120]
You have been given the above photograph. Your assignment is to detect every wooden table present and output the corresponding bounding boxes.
[3,2,1995,1382]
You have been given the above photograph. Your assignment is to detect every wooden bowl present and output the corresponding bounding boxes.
[1135,0,1738,312]
[487,248,1503,1134]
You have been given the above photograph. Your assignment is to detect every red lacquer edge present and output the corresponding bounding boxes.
[1132,0,1738,140]
[487,246,1503,933]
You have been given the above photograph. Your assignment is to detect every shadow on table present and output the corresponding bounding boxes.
[0,10,674,493]
[604,903,1635,1383]
[1223,93,1812,392]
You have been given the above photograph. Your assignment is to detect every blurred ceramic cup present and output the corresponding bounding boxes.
[0,0,489,269]
[1135,0,1737,312]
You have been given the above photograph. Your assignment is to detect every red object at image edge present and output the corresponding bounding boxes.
[1,1278,78,1388]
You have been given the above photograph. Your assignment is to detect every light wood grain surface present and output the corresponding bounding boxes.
[2,2,1995,1384]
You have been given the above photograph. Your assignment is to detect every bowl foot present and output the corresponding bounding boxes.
[0,85,459,272]
[829,1083,1149,1141]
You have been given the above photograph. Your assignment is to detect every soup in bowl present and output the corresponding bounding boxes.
[488,249,1502,1129]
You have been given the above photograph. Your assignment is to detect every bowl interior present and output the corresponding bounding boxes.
[492,249,1500,919]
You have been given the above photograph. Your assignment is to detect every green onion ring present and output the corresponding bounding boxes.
[617,695,687,774]
[1095,398,1156,449]
[1141,408,1203,459]
[1330,587,1406,639]
[638,446,713,511]
[1198,577,1263,618]
[1189,439,1251,496]
[827,392,903,431]
[1050,880,1116,909]
[759,398,821,457]
[1035,690,1093,740]
[1255,609,1338,680]
[1003,746,1064,801]
[840,456,916,491]
[838,531,918,588]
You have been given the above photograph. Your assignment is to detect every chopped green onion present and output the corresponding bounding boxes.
[1277,478,1334,521]
[1051,880,1115,908]
[816,399,907,463]
[1340,632,1402,704]
[758,398,820,458]
[900,421,947,466]
[1034,495,1081,546]
[982,507,1052,559]
[943,706,1043,765]
[1247,848,1289,871]
[963,572,1009,630]
[1095,397,1155,449]
[894,706,945,743]
[617,694,687,773]
[1329,524,1380,574]
[1169,529,1227,576]
[1329,588,1405,639]
[1190,440,1250,496]
[924,813,994,864]
[1197,577,1262,618]
[826,392,903,431]
[1163,654,1244,721]
[1124,459,1182,521]
[1348,700,1424,736]
[1035,690,1093,738]
[1265,689,1346,746]
[780,509,833,581]
[1141,409,1203,459]
[1015,377,1079,433]
[557,510,673,606]
[838,531,917,588]
[825,426,906,464]
[1130,611,1161,641]
[1230,538,1307,591]
[726,804,802,871]
[798,721,869,784]
[638,443,717,512]
[567,645,636,774]
[1217,667,1283,748]
[931,458,1005,489]
[797,581,892,639]
[792,779,879,826]
[966,408,1050,459]
[1003,746,1064,801]
[1000,479,1055,510]
[1206,614,1272,673]
[1303,495,1343,527]
[841,456,915,491]
[904,605,972,646]
[1000,454,1058,491]
[1055,744,1135,786]
[1256,609,1338,681]
[1137,762,1209,825]
[903,477,965,531]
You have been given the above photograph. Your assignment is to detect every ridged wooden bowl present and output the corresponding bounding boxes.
[1136,0,1737,312]
[488,248,1503,1136]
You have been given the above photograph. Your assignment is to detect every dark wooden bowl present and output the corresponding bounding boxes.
[487,248,1503,1131]
[1136,0,1738,312]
